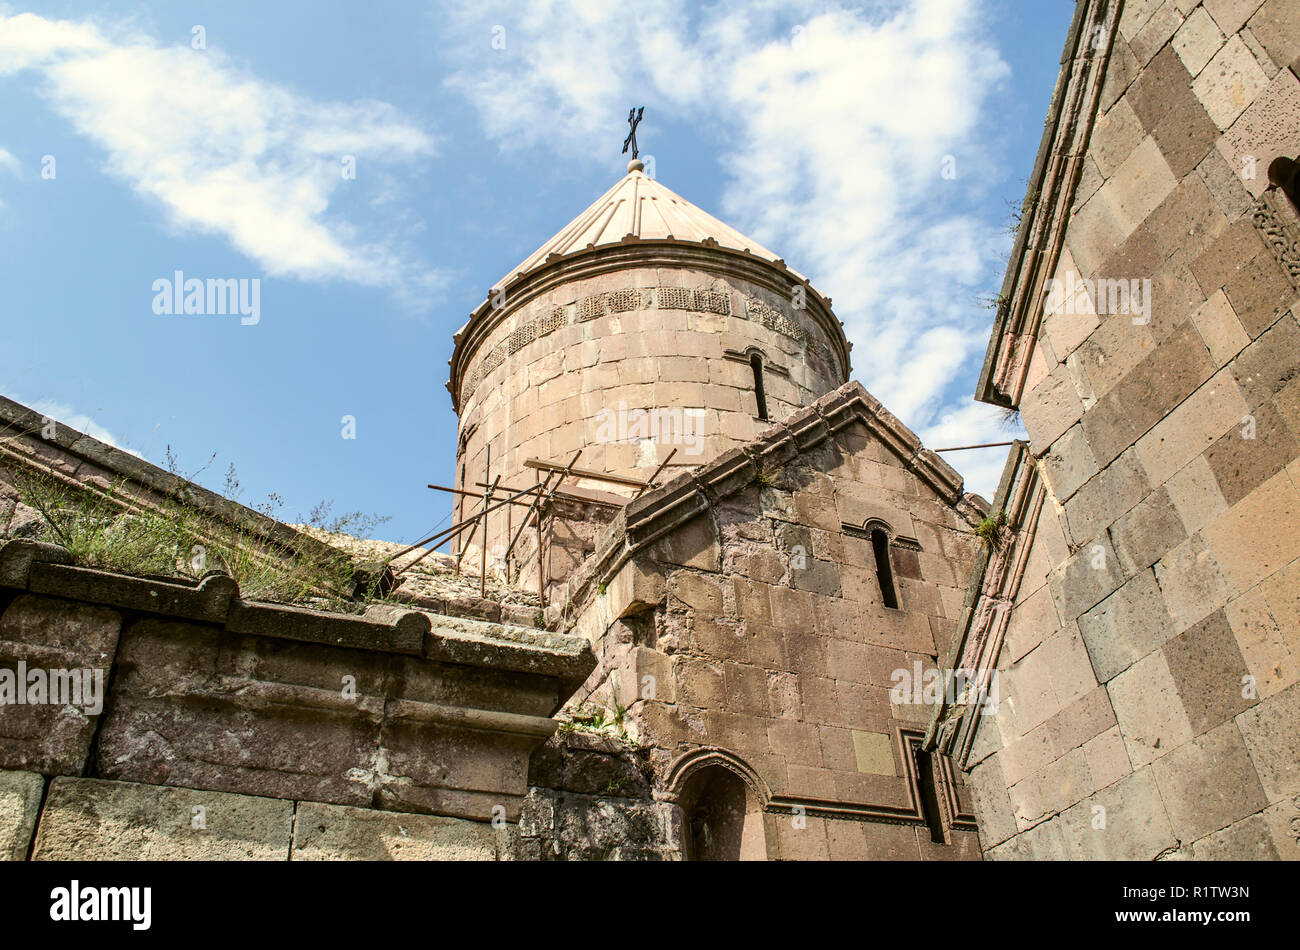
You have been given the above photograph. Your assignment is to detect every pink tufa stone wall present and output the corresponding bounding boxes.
[954,0,1300,860]
[450,255,849,576]
[564,388,988,859]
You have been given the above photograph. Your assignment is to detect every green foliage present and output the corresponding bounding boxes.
[976,510,1008,551]
[755,469,776,487]
[560,688,631,742]
[10,463,389,611]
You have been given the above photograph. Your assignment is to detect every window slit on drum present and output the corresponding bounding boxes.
[871,528,899,609]
[750,353,768,421]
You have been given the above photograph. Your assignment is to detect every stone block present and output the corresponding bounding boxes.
[0,594,120,775]
[1259,797,1300,860]
[1058,768,1179,860]
[1196,147,1256,219]
[1005,644,1062,736]
[1230,313,1300,408]
[1043,424,1099,502]
[1082,725,1133,792]
[1109,485,1188,575]
[1103,136,1181,237]
[1203,0,1267,36]
[1121,0,1167,45]
[1247,0,1300,69]
[1150,719,1268,842]
[1073,314,1157,404]
[1079,569,1179,682]
[1217,67,1300,198]
[968,757,1018,849]
[1194,34,1270,129]
[1192,217,1266,297]
[290,801,499,860]
[1173,5,1226,76]
[1042,624,1101,709]
[1069,188,1131,278]
[1048,535,1126,623]
[1225,251,1299,339]
[1062,449,1151,548]
[0,769,43,860]
[1047,685,1118,753]
[1148,175,1230,270]
[849,730,895,776]
[1236,681,1300,801]
[1192,812,1281,859]
[1108,649,1195,768]
[1261,557,1300,661]
[1130,2,1185,67]
[1163,608,1258,733]
[1101,37,1141,114]
[1090,98,1145,177]
[1166,454,1229,532]
[1205,400,1297,504]
[1005,583,1062,664]
[1127,47,1194,132]
[999,722,1058,787]
[1225,586,1298,698]
[31,777,294,860]
[1153,76,1221,179]
[1134,368,1249,486]
[1191,290,1250,366]
[1205,470,1300,596]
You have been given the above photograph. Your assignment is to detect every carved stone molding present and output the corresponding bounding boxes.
[1253,189,1300,291]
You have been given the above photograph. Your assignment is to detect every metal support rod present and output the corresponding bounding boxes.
[480,445,491,598]
[632,448,678,499]
[427,483,534,506]
[388,480,540,573]
[397,474,500,578]
[523,457,648,488]
[502,450,582,567]
[535,469,545,609]
[932,441,1016,453]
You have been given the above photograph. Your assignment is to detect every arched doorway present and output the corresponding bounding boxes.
[678,765,767,860]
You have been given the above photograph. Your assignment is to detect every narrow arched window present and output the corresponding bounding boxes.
[750,353,769,421]
[871,528,899,609]
[679,765,766,860]
[914,748,946,843]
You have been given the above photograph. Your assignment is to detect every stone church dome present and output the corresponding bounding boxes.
[446,161,853,579]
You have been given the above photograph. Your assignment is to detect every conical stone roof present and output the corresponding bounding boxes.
[494,159,796,290]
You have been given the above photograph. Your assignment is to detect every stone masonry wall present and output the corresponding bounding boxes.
[963,0,1300,859]
[0,540,598,860]
[454,263,846,566]
[566,387,989,859]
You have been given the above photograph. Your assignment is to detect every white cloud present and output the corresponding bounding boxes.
[919,401,1021,506]
[0,12,441,301]
[0,147,20,177]
[443,0,1017,497]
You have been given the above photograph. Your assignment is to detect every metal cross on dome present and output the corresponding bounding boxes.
[622,106,644,159]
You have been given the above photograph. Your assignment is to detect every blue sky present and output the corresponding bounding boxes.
[1,1,1074,543]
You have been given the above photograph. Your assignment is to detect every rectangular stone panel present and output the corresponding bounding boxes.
[31,777,293,860]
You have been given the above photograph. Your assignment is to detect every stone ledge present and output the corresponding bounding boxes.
[0,539,596,686]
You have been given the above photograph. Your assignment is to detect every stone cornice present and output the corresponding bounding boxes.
[975,0,1121,408]
[0,539,596,698]
[923,441,1044,767]
[447,240,853,412]
[562,380,987,622]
